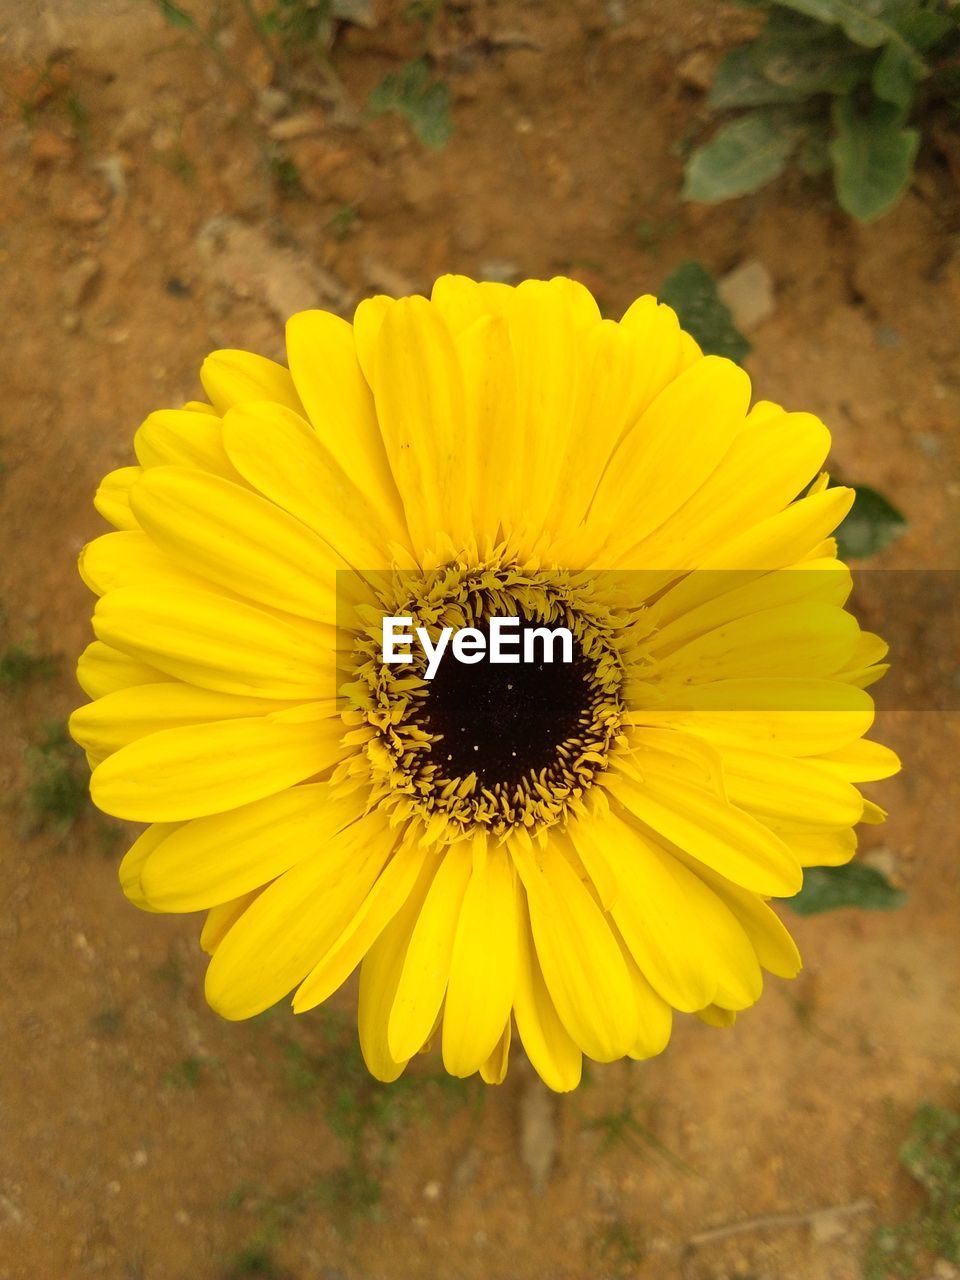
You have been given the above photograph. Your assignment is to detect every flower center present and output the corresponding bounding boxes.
[341,561,629,841]
[423,615,596,786]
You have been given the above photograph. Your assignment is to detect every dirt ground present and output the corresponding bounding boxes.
[1,2,959,1278]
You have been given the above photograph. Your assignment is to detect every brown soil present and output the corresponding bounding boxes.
[1,3,958,1279]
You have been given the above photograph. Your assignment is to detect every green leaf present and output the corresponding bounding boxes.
[835,483,907,558]
[155,0,198,29]
[896,9,954,53]
[829,95,919,221]
[658,261,752,364]
[787,862,906,915]
[755,37,874,94]
[369,58,453,150]
[771,0,927,72]
[872,41,920,111]
[683,111,797,202]
[709,47,809,108]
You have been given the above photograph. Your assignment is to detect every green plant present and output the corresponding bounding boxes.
[328,202,359,237]
[24,721,90,831]
[594,1220,646,1275]
[164,1055,221,1089]
[788,863,906,915]
[865,1103,960,1277]
[369,57,453,149]
[583,1102,695,1174]
[0,645,58,687]
[683,2,960,221]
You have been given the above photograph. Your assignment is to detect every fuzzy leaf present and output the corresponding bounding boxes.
[369,58,453,150]
[772,0,927,71]
[683,111,797,202]
[709,47,809,108]
[835,484,908,558]
[872,42,920,110]
[829,95,919,221]
[659,261,751,364]
[788,863,906,915]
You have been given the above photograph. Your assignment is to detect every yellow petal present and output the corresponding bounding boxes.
[622,410,830,570]
[544,309,685,540]
[94,466,141,531]
[76,641,172,698]
[358,847,438,1083]
[604,766,801,896]
[130,466,342,623]
[388,843,472,1062]
[713,742,865,828]
[205,810,396,1019]
[646,563,851,657]
[777,826,857,866]
[654,603,860,684]
[199,349,304,415]
[118,823,181,911]
[292,838,430,1012]
[134,409,241,481]
[221,402,405,568]
[512,835,638,1061]
[70,681,293,758]
[139,782,363,911]
[442,846,519,1077]
[351,294,394,386]
[478,1019,512,1085]
[573,811,761,1012]
[369,296,470,555]
[93,586,336,698]
[679,856,801,980]
[285,309,409,543]
[588,356,752,552]
[616,940,673,1060]
[200,889,262,955]
[816,739,901,781]
[79,530,236,599]
[629,678,874,756]
[454,313,519,548]
[90,712,349,822]
[512,894,582,1092]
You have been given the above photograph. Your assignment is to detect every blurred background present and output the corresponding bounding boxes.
[1,2,959,1278]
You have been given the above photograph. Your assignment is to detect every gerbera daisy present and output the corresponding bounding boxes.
[70,275,898,1091]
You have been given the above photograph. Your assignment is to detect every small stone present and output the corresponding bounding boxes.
[422,1180,441,1201]
[917,432,941,458]
[59,256,102,308]
[56,189,109,226]
[268,110,326,142]
[863,846,897,879]
[934,1262,958,1279]
[718,259,775,332]
[677,49,716,93]
[131,1149,148,1168]
[31,128,73,166]
[479,260,521,284]
[257,87,291,119]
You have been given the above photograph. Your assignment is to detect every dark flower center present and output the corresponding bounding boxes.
[424,618,595,785]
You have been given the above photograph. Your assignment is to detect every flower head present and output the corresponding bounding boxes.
[71,275,898,1090]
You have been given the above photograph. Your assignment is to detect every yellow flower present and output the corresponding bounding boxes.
[70,275,898,1091]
